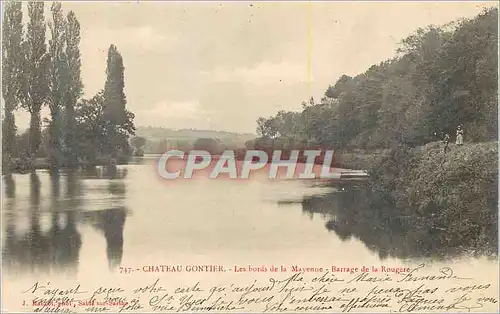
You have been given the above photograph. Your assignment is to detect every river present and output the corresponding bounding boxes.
[2,156,498,305]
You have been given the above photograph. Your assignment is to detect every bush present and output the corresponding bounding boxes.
[369,141,498,256]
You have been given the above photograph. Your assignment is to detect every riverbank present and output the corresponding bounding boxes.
[346,141,498,257]
[4,157,131,174]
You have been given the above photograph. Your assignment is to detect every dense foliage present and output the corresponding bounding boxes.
[320,141,498,259]
[2,1,136,171]
[256,8,498,151]
[2,1,23,166]
[272,8,498,259]
[74,91,135,163]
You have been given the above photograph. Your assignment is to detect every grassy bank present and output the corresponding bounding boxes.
[318,141,497,259]
[369,141,498,257]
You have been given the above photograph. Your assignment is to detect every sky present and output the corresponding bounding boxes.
[12,1,497,134]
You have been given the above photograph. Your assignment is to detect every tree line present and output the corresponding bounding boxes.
[2,1,135,172]
[254,7,497,151]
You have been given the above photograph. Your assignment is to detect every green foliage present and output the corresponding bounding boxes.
[366,141,498,257]
[130,137,147,150]
[256,116,279,138]
[63,10,84,167]
[192,138,225,154]
[309,141,497,260]
[130,136,147,156]
[74,91,106,162]
[47,2,67,169]
[74,90,135,163]
[256,8,498,150]
[2,2,136,171]
[19,1,51,156]
[103,44,131,158]
[2,1,23,168]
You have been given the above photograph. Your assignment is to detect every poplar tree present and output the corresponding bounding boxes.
[19,1,50,158]
[103,44,127,159]
[2,1,23,169]
[63,10,83,167]
[48,2,67,169]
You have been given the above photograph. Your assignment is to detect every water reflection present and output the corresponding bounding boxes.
[283,182,497,261]
[4,173,15,197]
[2,165,129,277]
[25,172,50,273]
[83,166,127,270]
[89,207,127,270]
[79,166,128,180]
[3,174,17,269]
[4,160,496,279]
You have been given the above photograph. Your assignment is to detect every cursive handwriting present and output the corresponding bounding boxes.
[15,264,497,313]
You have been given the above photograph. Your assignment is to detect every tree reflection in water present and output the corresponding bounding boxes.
[81,165,128,270]
[87,207,127,270]
[284,182,496,261]
[3,174,18,269]
[2,165,129,276]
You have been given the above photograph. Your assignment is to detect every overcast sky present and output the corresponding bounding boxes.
[13,1,496,134]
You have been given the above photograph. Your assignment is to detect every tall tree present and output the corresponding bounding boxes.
[63,10,83,167]
[74,91,106,163]
[74,90,135,163]
[19,1,51,158]
[256,8,498,150]
[103,44,128,159]
[48,2,67,169]
[2,1,24,169]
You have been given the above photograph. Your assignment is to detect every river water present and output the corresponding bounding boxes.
[1,156,498,312]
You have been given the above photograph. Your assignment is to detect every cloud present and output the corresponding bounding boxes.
[134,100,216,130]
[212,61,310,85]
[125,26,174,50]
[20,1,494,134]
[159,100,201,118]
[83,25,174,53]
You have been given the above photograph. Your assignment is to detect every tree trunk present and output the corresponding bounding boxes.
[49,111,63,169]
[2,111,17,171]
[64,105,78,168]
[29,110,42,157]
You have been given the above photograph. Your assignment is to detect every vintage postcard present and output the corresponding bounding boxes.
[1,1,499,313]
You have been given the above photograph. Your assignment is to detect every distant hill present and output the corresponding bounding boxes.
[135,126,255,140]
[134,126,256,153]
